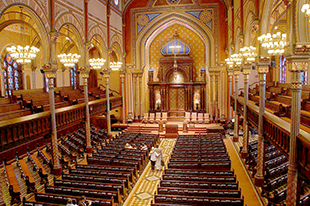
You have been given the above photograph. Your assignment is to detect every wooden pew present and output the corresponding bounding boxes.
[3,160,21,204]
[15,153,36,192]
[27,149,48,184]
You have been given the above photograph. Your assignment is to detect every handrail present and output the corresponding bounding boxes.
[0,95,122,128]
[99,84,120,95]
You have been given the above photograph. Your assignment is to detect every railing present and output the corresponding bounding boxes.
[0,95,122,161]
[232,95,310,179]
[99,84,121,95]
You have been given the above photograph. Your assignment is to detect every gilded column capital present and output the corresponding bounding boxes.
[78,66,90,78]
[242,66,251,75]
[257,65,269,74]
[286,59,308,73]
[50,31,60,42]
[42,64,57,78]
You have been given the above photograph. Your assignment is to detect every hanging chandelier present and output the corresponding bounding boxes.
[231,53,242,66]
[302,3,310,21]
[6,7,40,64]
[258,32,286,55]
[225,57,234,68]
[57,53,81,67]
[110,62,122,71]
[240,46,257,62]
[89,58,106,69]
[6,45,40,64]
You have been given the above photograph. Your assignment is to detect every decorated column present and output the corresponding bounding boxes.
[228,69,233,119]
[62,67,66,87]
[120,68,126,123]
[233,68,240,142]
[103,66,112,137]
[241,66,250,158]
[80,67,92,153]
[254,63,269,186]
[286,58,308,205]
[32,67,36,89]
[43,63,61,175]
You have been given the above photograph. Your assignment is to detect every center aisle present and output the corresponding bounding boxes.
[123,138,177,206]
[124,134,262,206]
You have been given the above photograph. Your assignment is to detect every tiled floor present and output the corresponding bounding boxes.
[123,138,177,206]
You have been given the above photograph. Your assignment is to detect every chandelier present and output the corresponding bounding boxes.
[240,46,257,62]
[231,53,242,66]
[7,45,40,64]
[6,7,39,64]
[302,3,310,21]
[89,58,106,69]
[110,62,122,71]
[257,32,286,55]
[225,57,234,68]
[57,53,81,67]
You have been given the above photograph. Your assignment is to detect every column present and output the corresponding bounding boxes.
[62,67,66,87]
[210,73,214,120]
[254,64,269,186]
[215,74,219,120]
[120,71,126,123]
[241,67,250,158]
[32,68,36,89]
[43,65,61,175]
[228,69,233,119]
[286,59,308,205]
[134,74,138,119]
[80,69,92,153]
[233,69,240,142]
[104,71,112,137]
[139,74,142,118]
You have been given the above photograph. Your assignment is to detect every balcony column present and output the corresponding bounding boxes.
[43,63,61,175]
[228,69,233,119]
[233,69,240,142]
[103,68,112,138]
[286,59,308,205]
[61,67,66,87]
[80,68,92,153]
[254,64,269,186]
[32,67,36,89]
[241,66,250,158]
[120,70,126,123]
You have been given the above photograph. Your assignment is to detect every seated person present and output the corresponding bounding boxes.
[140,143,148,151]
[78,196,92,206]
[125,143,133,149]
[67,198,78,206]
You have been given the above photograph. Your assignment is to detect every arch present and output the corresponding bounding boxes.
[244,11,257,46]
[260,0,275,34]
[58,23,84,66]
[90,34,107,58]
[111,34,123,51]
[89,26,107,56]
[55,12,84,41]
[297,0,308,42]
[111,40,122,62]
[0,4,50,64]
[136,12,215,70]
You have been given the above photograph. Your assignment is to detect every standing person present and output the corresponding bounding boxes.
[149,147,157,171]
[155,147,163,171]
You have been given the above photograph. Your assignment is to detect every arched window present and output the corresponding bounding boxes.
[3,53,22,97]
[70,65,79,89]
[112,0,119,9]
[279,55,286,83]
[302,71,308,85]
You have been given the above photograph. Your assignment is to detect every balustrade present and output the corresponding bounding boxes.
[0,96,121,160]
[232,95,310,179]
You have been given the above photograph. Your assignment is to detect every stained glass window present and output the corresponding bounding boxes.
[112,0,119,9]
[279,55,286,83]
[302,71,308,85]
[70,66,78,89]
[3,53,21,97]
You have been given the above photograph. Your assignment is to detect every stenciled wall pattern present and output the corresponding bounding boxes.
[150,24,205,82]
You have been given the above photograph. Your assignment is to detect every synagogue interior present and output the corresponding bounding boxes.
[0,0,309,205]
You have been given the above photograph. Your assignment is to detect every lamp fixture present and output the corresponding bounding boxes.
[6,7,40,64]
[57,53,81,67]
[302,3,310,21]
[231,53,242,66]
[89,58,106,69]
[258,32,286,55]
[110,62,122,71]
[240,46,257,63]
